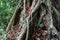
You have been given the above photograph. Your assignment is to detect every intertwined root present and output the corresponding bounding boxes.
[6,0,59,40]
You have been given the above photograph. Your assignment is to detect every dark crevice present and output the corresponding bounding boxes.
[13,8,22,26]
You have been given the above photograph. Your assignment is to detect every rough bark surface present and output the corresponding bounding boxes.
[6,0,60,40]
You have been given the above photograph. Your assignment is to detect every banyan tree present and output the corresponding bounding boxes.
[5,0,60,40]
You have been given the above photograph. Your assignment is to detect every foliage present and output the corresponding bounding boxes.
[0,28,8,40]
[0,0,19,29]
[46,37,49,40]
[0,29,4,35]
[0,0,19,39]
[38,23,44,28]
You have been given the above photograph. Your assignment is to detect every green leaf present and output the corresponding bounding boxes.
[0,1,5,7]
[23,20,27,25]
[38,23,44,28]
[0,29,4,34]
[46,37,49,40]
[2,33,7,40]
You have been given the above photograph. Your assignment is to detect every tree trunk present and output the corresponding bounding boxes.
[6,0,60,40]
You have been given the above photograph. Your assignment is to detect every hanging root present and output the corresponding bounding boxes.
[17,0,41,40]
[6,0,60,40]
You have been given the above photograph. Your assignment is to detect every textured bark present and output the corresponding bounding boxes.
[6,0,60,40]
